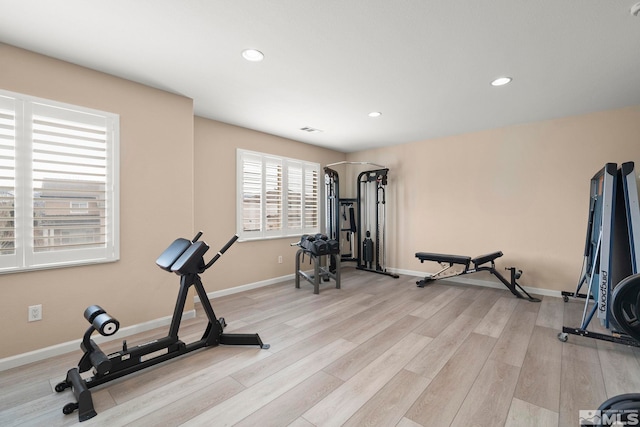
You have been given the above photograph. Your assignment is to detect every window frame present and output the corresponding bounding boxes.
[236,149,320,241]
[0,89,120,274]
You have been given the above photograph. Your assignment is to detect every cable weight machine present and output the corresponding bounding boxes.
[325,162,399,278]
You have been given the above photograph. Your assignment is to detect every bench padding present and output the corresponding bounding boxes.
[415,251,503,268]
[415,252,471,265]
[156,238,192,271]
[470,251,503,266]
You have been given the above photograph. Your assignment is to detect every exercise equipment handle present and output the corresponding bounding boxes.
[192,231,203,243]
[220,234,239,254]
[204,234,239,270]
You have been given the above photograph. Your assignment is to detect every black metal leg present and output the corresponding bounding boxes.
[220,333,270,349]
[65,368,97,422]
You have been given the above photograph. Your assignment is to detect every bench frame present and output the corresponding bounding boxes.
[415,251,540,302]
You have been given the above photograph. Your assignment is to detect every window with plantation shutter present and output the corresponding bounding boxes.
[0,90,119,273]
[237,149,320,241]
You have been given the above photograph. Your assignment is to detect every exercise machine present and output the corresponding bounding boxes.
[324,164,362,264]
[325,179,356,262]
[357,168,392,276]
[559,162,640,346]
[291,234,341,294]
[593,277,640,425]
[562,163,617,328]
[596,393,640,425]
[325,161,399,278]
[568,166,640,423]
[610,273,640,344]
[56,232,269,422]
[415,250,540,302]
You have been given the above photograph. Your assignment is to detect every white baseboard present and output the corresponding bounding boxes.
[1,267,559,372]
[0,310,196,372]
[392,268,561,298]
[1,272,296,372]
[194,273,295,302]
[195,268,560,303]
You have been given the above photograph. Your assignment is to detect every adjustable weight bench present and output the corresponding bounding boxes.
[415,250,540,302]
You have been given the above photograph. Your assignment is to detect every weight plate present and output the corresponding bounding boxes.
[611,274,640,342]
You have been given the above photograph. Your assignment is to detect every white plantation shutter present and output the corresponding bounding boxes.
[240,151,262,234]
[31,104,108,252]
[0,90,119,273]
[0,95,17,268]
[264,157,283,234]
[237,149,320,240]
[304,165,319,230]
[287,163,302,231]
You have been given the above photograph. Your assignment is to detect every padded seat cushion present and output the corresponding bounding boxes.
[171,241,209,275]
[156,238,192,272]
[470,251,503,266]
[415,252,471,265]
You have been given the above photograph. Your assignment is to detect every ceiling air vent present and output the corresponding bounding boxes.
[300,126,323,133]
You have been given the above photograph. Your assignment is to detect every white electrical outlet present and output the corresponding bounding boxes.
[278,255,283,264]
[28,304,42,322]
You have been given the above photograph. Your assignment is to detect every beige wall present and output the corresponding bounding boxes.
[193,117,344,292]
[0,44,194,358]
[1,42,639,361]
[347,106,640,292]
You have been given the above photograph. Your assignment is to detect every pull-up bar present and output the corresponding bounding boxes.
[325,161,387,169]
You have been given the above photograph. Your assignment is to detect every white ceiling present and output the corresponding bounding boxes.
[1,1,640,153]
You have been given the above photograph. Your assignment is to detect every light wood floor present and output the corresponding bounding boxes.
[2,267,640,426]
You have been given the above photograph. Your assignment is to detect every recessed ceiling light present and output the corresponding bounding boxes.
[368,112,382,118]
[242,49,264,62]
[491,77,512,86]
